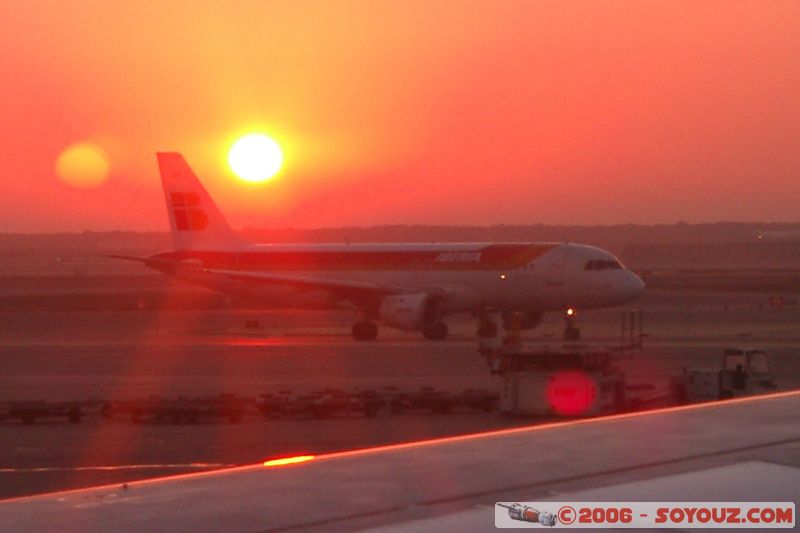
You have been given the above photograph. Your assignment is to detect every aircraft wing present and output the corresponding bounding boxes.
[105,254,176,266]
[202,268,407,301]
[1,391,798,532]
[109,257,420,304]
[105,254,188,273]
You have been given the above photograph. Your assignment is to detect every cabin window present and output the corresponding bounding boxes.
[585,260,623,271]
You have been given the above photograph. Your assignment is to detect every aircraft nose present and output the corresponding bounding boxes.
[623,271,645,301]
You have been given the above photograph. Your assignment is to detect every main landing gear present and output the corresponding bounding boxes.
[352,320,378,341]
[564,308,580,341]
[422,321,448,341]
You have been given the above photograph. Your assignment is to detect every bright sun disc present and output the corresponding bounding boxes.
[228,134,283,182]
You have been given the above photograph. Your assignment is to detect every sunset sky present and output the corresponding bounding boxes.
[1,1,799,232]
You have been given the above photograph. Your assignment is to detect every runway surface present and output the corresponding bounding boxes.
[0,286,798,500]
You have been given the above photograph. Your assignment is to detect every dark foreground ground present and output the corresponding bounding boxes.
[0,280,798,499]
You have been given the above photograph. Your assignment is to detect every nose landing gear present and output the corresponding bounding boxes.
[564,308,580,341]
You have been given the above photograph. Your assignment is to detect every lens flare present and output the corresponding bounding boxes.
[228,133,283,182]
[546,371,598,416]
[55,142,110,188]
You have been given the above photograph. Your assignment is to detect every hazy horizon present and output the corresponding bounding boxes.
[2,219,800,236]
[3,221,800,251]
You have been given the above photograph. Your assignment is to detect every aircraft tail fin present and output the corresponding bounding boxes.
[156,152,248,251]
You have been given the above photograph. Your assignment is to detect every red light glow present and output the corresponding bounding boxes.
[546,371,597,415]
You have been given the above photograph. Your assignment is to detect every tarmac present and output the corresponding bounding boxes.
[0,283,798,501]
[2,391,799,531]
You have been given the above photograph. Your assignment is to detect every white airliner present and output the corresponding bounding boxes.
[117,153,644,341]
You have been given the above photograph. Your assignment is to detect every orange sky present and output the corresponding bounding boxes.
[1,1,799,232]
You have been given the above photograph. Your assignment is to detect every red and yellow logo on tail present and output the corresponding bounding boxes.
[170,192,208,231]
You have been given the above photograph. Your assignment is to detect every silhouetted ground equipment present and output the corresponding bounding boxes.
[100,394,249,424]
[255,387,497,419]
[0,401,83,425]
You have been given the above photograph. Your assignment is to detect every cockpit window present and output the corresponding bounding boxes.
[584,260,623,271]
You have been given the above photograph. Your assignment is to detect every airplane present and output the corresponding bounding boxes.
[115,153,644,341]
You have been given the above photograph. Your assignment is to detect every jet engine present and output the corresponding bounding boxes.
[379,293,440,331]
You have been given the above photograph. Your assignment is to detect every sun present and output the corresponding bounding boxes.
[228,133,284,182]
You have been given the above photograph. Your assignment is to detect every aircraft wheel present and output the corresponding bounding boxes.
[422,321,448,341]
[564,327,581,341]
[352,320,378,341]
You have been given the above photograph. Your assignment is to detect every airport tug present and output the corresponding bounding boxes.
[679,347,777,402]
